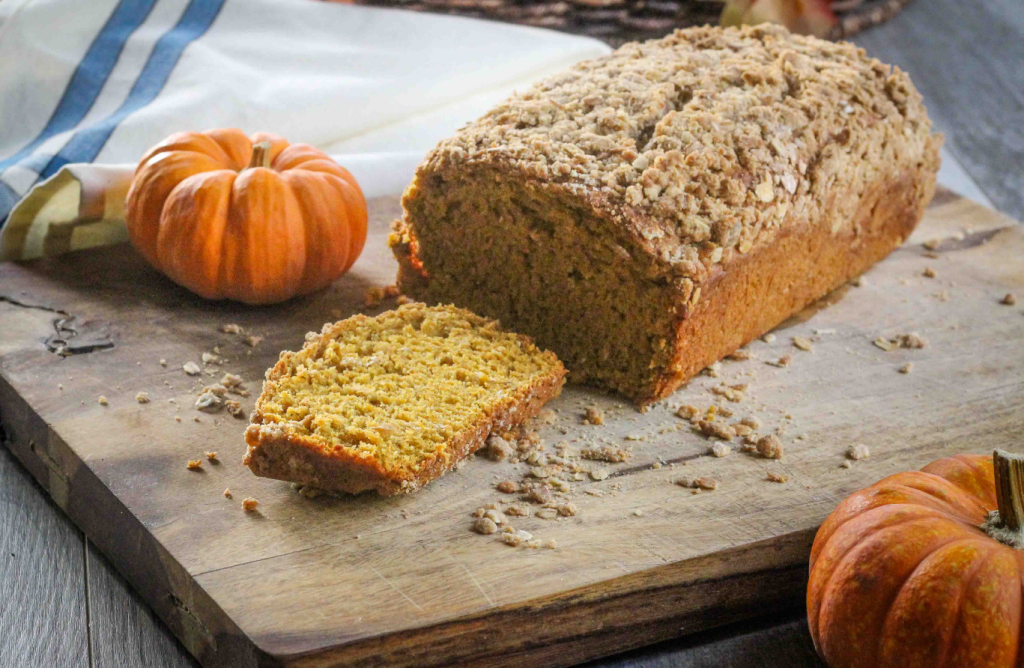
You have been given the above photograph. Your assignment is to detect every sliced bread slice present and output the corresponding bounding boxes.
[244,303,565,495]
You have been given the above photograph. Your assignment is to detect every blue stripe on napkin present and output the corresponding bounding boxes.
[39,0,227,179]
[0,0,156,172]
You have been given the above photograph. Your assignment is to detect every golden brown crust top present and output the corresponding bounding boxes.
[411,25,940,282]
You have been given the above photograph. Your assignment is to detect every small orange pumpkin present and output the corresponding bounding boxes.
[808,450,1024,668]
[126,128,367,304]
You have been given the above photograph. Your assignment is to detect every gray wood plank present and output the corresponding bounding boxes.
[0,441,89,668]
[853,0,1024,221]
[86,540,197,668]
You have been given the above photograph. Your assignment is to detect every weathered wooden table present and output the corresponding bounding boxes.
[2,0,1022,665]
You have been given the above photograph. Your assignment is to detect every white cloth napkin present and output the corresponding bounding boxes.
[0,0,610,261]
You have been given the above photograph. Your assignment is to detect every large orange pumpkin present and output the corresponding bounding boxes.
[808,450,1024,668]
[126,128,367,304]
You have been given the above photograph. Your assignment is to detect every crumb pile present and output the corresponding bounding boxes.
[244,303,565,495]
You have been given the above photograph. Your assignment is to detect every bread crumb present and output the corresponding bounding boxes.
[633,509,643,517]
[676,404,700,420]
[543,539,557,549]
[223,488,232,498]
[847,444,870,460]
[557,502,578,517]
[526,483,553,504]
[711,443,732,458]
[135,391,150,404]
[895,333,928,349]
[740,416,761,429]
[98,396,108,406]
[584,407,605,425]
[1002,293,1017,306]
[220,323,244,335]
[726,349,751,361]
[756,434,784,459]
[186,459,202,470]
[589,469,609,481]
[841,460,853,469]
[851,276,865,287]
[396,295,413,305]
[225,400,244,418]
[762,333,777,343]
[183,361,201,376]
[244,335,263,348]
[875,333,927,351]
[174,416,181,422]
[502,528,533,547]
[536,508,558,520]
[205,451,218,462]
[792,337,813,352]
[767,355,792,367]
[711,384,746,402]
[899,362,913,374]
[473,518,497,536]
[483,509,507,526]
[923,238,941,251]
[697,420,736,441]
[159,359,168,367]
[506,504,528,517]
[484,435,513,461]
[767,471,788,484]
[581,446,629,462]
[675,476,717,491]
[201,352,221,365]
[195,390,224,413]
[242,497,259,511]
[221,373,243,388]
[496,480,519,494]
[923,267,936,279]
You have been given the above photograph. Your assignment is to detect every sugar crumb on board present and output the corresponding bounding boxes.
[846,444,870,461]
[584,407,605,425]
[792,337,813,352]
[874,332,927,351]
[756,434,784,459]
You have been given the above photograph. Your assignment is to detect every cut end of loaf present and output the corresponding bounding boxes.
[244,303,566,495]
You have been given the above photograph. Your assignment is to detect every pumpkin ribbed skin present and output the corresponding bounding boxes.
[126,129,366,304]
[808,454,1023,668]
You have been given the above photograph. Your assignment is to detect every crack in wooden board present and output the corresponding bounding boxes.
[0,191,1022,668]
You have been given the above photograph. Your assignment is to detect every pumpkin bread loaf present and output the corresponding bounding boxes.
[390,25,942,406]
[244,303,565,495]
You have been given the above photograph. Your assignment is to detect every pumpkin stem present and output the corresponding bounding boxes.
[247,141,273,170]
[993,449,1024,532]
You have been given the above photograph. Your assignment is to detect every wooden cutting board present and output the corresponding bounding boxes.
[1,188,1022,668]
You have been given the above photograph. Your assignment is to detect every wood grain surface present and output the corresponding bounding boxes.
[1,187,1022,668]
[0,443,89,668]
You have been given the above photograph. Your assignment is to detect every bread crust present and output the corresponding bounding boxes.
[243,309,566,495]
